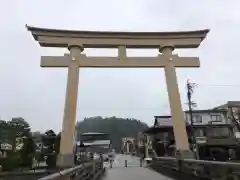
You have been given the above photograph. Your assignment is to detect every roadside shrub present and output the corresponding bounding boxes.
[0,153,21,171]
[46,154,57,169]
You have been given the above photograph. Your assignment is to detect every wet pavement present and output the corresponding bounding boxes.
[103,154,173,180]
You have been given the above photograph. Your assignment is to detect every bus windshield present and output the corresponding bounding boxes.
[81,133,109,142]
[80,132,111,154]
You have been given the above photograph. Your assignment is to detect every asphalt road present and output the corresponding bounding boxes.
[103,154,173,180]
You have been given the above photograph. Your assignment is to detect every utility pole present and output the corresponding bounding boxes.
[186,79,199,159]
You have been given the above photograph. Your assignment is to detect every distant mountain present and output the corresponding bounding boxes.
[75,116,149,151]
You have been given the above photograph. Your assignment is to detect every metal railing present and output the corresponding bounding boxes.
[38,158,105,180]
[151,157,240,180]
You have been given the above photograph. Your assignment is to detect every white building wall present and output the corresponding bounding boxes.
[155,111,229,127]
[184,111,229,125]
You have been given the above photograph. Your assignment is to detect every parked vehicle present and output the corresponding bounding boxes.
[76,132,112,162]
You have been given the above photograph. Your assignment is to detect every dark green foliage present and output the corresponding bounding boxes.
[75,116,149,151]
[20,135,35,168]
[0,118,34,171]
[41,130,56,154]
[0,118,30,151]
[0,152,21,171]
[0,120,9,143]
[46,154,57,168]
[0,136,36,171]
[41,130,59,168]
[34,152,44,163]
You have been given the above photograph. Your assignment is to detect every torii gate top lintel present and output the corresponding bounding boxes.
[26,25,209,49]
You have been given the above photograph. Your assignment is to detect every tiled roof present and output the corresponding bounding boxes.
[213,101,240,109]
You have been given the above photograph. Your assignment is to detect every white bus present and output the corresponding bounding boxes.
[76,132,112,161]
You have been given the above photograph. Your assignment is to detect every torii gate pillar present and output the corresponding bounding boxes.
[57,45,82,167]
[161,45,192,157]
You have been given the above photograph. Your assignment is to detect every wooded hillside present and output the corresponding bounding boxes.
[75,116,149,151]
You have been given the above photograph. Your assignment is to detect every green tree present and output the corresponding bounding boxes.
[0,120,9,152]
[0,118,32,171]
[41,130,57,168]
[32,131,44,162]
[0,152,22,171]
[42,130,56,154]
[20,134,36,168]
[7,117,30,151]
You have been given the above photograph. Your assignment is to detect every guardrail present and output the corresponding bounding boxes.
[38,158,105,180]
[151,157,240,180]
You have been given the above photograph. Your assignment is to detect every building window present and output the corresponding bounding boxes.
[192,115,202,123]
[194,128,205,137]
[210,115,222,122]
[208,127,230,137]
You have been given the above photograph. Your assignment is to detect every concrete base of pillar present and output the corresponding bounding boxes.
[57,153,75,168]
[176,149,195,160]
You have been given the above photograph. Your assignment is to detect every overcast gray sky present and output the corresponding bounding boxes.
[1,0,240,132]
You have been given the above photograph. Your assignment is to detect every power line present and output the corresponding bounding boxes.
[77,83,240,110]
[195,84,240,88]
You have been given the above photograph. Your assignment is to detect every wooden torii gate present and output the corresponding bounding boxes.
[26,25,209,167]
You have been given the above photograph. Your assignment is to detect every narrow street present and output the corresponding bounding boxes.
[103,154,173,180]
